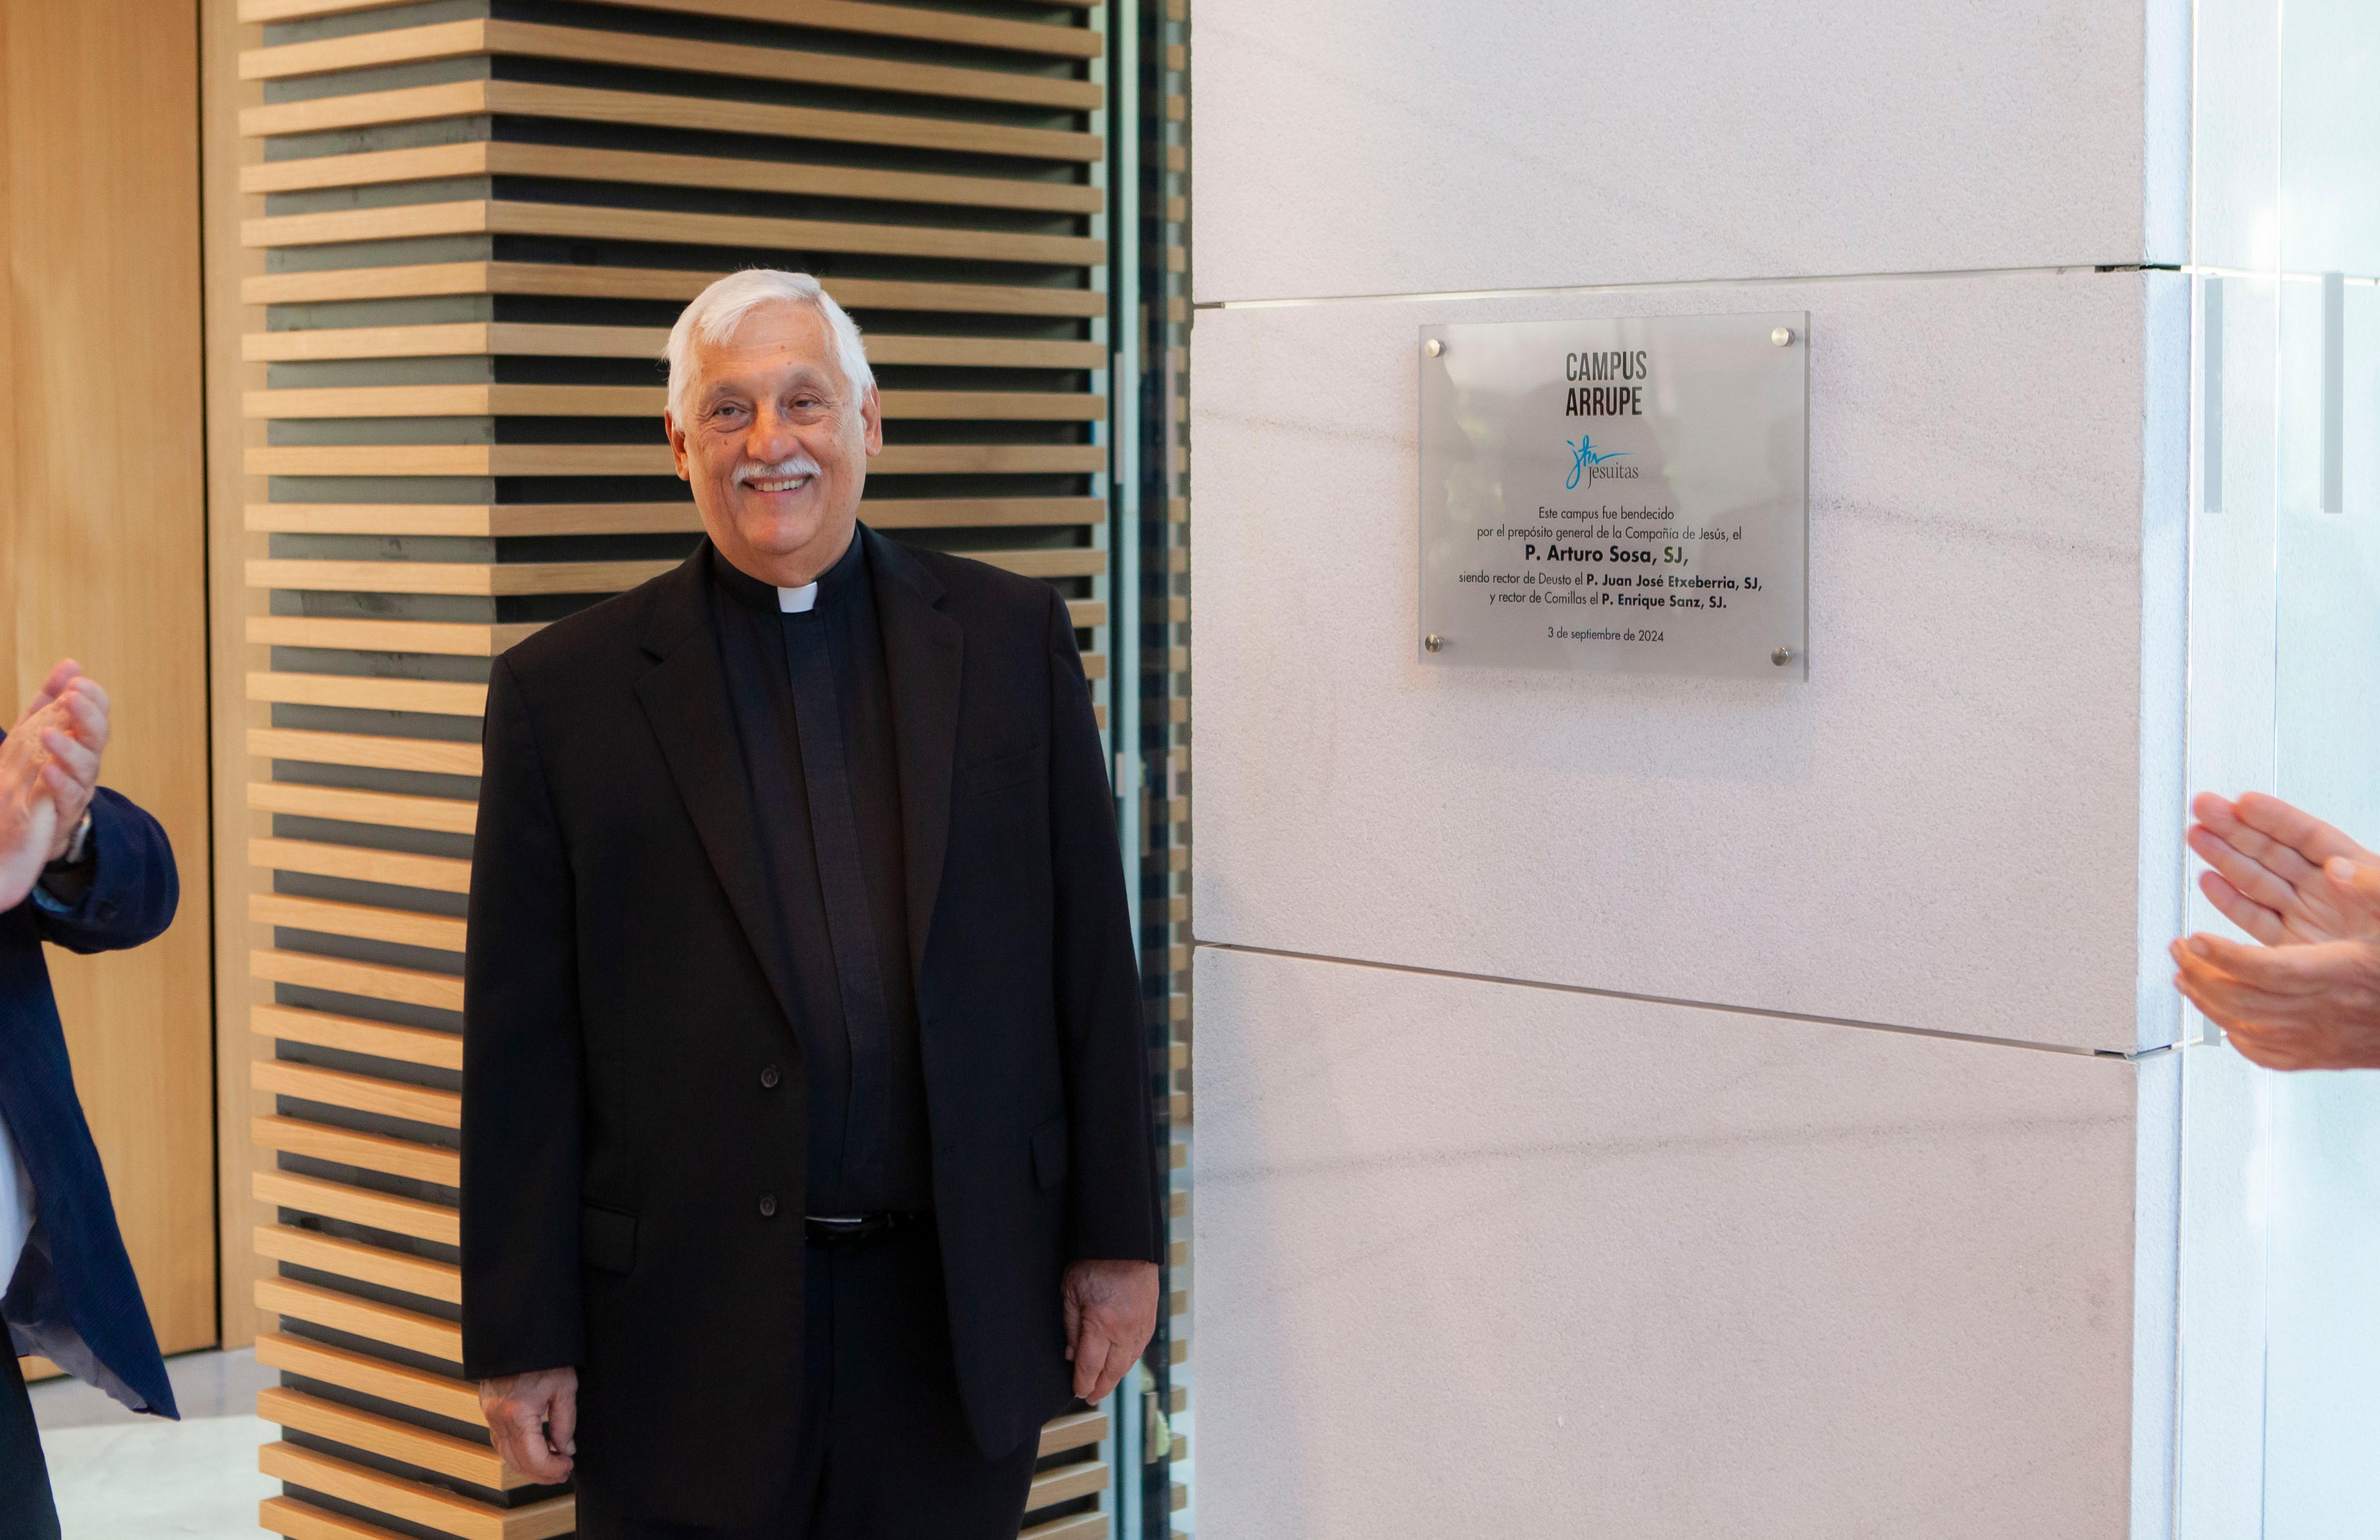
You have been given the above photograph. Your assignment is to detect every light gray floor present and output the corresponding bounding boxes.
[30,1346,278,1429]
[31,1349,281,1539]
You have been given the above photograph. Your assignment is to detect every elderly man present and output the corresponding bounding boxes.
[2171,790,2380,1069]
[460,269,1161,1538]
[0,660,183,1540]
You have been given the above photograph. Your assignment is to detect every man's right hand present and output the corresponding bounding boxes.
[2187,791,2380,946]
[480,1366,578,1483]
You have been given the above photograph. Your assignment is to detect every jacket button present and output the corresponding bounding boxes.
[759,1194,778,1218]
[760,1065,781,1090]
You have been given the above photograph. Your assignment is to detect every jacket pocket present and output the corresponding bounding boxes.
[962,742,1047,799]
[580,1204,638,1275]
[1030,1113,1069,1191]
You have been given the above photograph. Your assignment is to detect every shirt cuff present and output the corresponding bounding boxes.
[34,812,99,911]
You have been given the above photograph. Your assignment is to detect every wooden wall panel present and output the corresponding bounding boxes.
[3,0,219,1369]
[208,0,278,1353]
[226,0,1119,1533]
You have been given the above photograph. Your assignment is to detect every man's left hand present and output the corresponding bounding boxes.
[31,674,110,861]
[1061,1259,1159,1403]
[2173,857,2380,1069]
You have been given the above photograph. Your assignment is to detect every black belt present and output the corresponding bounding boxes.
[803,1211,928,1247]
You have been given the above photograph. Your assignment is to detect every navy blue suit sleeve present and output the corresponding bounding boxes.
[1043,589,1163,1265]
[30,789,178,955]
[460,653,587,1380]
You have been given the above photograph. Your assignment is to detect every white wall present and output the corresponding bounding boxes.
[1190,2,2189,1534]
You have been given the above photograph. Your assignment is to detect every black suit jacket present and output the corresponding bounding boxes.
[459,531,1160,1527]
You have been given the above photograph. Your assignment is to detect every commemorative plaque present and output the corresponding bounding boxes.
[1418,311,1808,679]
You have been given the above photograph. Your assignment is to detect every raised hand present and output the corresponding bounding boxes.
[2173,856,2380,1070]
[32,673,111,862]
[0,718,64,911]
[2187,791,2380,946]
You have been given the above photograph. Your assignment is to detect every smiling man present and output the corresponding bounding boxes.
[459,270,1161,1539]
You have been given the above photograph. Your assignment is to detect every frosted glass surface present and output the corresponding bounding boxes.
[1417,311,1807,680]
[2260,271,2380,1539]
[2173,9,2380,1531]
[2278,0,2380,276]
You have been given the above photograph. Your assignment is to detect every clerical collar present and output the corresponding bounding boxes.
[710,528,868,615]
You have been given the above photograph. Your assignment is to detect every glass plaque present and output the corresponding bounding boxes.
[1419,311,1809,679]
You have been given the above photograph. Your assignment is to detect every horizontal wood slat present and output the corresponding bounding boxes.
[241,140,1103,216]
[244,263,1105,317]
[247,671,489,717]
[250,783,481,839]
[261,1493,420,1540]
[259,1440,573,1540]
[240,80,1103,164]
[1037,1407,1106,1457]
[246,615,542,656]
[257,1386,519,1491]
[248,502,689,537]
[252,949,467,1015]
[982,548,1104,578]
[247,321,661,363]
[251,839,473,895]
[1026,1458,1108,1509]
[256,1277,463,1363]
[574,0,1101,58]
[252,1053,463,1127]
[256,1224,462,1304]
[243,198,1105,268]
[248,729,484,779]
[244,321,1104,369]
[254,1168,459,1247]
[247,558,677,596]
[252,1000,467,1072]
[238,0,1100,60]
[1019,1512,1110,1540]
[243,19,1103,111]
[254,1331,479,1425]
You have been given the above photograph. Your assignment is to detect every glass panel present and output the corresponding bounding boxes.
[2263,233,2380,1540]
[2175,4,2380,1535]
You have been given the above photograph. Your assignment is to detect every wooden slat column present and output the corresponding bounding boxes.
[234,1,1116,1535]
[1135,0,1194,1527]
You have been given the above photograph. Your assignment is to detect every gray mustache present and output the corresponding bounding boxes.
[734,455,823,485]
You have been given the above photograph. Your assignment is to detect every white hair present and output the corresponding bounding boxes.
[663,269,875,419]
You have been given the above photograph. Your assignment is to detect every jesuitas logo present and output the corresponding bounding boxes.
[1564,435,1639,489]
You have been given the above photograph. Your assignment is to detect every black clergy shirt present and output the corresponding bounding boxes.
[709,532,934,1215]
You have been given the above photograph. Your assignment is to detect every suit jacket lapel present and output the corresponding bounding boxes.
[865,528,963,978]
[632,549,805,1037]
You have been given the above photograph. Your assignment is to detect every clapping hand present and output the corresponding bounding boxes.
[2186,792,2380,945]
[0,660,112,911]
[2173,792,2380,1070]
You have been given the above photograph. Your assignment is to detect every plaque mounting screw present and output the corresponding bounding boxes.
[1772,646,1794,666]
[1424,338,1445,357]
[1425,634,1445,653]
[1771,327,1795,347]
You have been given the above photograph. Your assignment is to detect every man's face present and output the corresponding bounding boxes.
[665,300,883,585]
